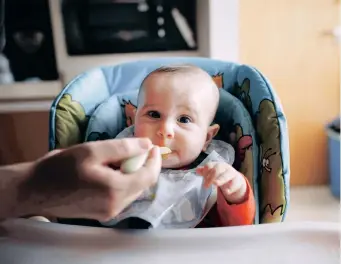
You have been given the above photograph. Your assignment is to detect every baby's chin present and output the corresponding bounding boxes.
[161,157,180,169]
[160,153,195,169]
[161,161,182,169]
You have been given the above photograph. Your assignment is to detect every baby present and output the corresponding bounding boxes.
[30,64,256,228]
[102,64,256,229]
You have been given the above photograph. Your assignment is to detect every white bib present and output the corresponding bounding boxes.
[101,126,235,229]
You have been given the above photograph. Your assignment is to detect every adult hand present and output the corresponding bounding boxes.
[0,138,161,221]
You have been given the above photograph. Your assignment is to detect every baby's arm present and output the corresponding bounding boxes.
[196,162,256,226]
[215,175,255,226]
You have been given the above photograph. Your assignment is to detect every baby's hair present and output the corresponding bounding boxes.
[139,64,208,93]
[138,64,215,101]
[148,64,200,73]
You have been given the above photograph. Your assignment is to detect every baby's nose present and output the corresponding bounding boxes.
[157,123,174,139]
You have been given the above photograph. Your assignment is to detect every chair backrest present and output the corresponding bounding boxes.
[49,57,290,224]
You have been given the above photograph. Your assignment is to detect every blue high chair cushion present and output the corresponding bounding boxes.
[49,57,290,224]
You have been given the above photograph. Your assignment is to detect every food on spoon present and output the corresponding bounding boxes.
[160,146,172,155]
[160,146,172,160]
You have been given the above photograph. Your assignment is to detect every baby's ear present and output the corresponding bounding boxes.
[203,124,220,151]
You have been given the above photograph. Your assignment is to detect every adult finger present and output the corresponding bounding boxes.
[96,146,161,191]
[41,149,64,159]
[90,138,153,164]
[126,146,161,191]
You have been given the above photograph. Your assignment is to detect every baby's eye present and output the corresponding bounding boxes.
[147,111,160,119]
[178,116,192,124]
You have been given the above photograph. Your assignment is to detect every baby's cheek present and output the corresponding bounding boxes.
[134,124,148,137]
[180,142,202,162]
[134,125,157,143]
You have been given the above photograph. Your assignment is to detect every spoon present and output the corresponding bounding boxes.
[120,146,172,174]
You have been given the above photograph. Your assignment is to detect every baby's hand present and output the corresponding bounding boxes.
[196,162,247,204]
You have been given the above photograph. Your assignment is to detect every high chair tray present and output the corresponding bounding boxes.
[0,219,339,264]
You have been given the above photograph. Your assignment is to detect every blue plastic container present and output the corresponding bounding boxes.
[326,117,340,198]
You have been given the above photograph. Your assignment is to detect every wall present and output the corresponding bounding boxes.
[239,0,340,185]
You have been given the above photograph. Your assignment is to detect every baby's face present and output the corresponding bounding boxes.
[134,73,219,168]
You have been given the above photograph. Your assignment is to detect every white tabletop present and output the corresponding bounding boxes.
[0,219,339,264]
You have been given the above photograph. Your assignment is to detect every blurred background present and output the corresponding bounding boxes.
[0,0,339,222]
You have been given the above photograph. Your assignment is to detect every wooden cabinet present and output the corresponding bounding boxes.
[0,112,49,165]
[239,0,340,185]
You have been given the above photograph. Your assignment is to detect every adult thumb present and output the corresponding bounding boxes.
[130,146,161,190]
[43,149,64,158]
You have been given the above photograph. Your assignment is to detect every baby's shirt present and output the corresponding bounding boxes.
[102,126,255,229]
